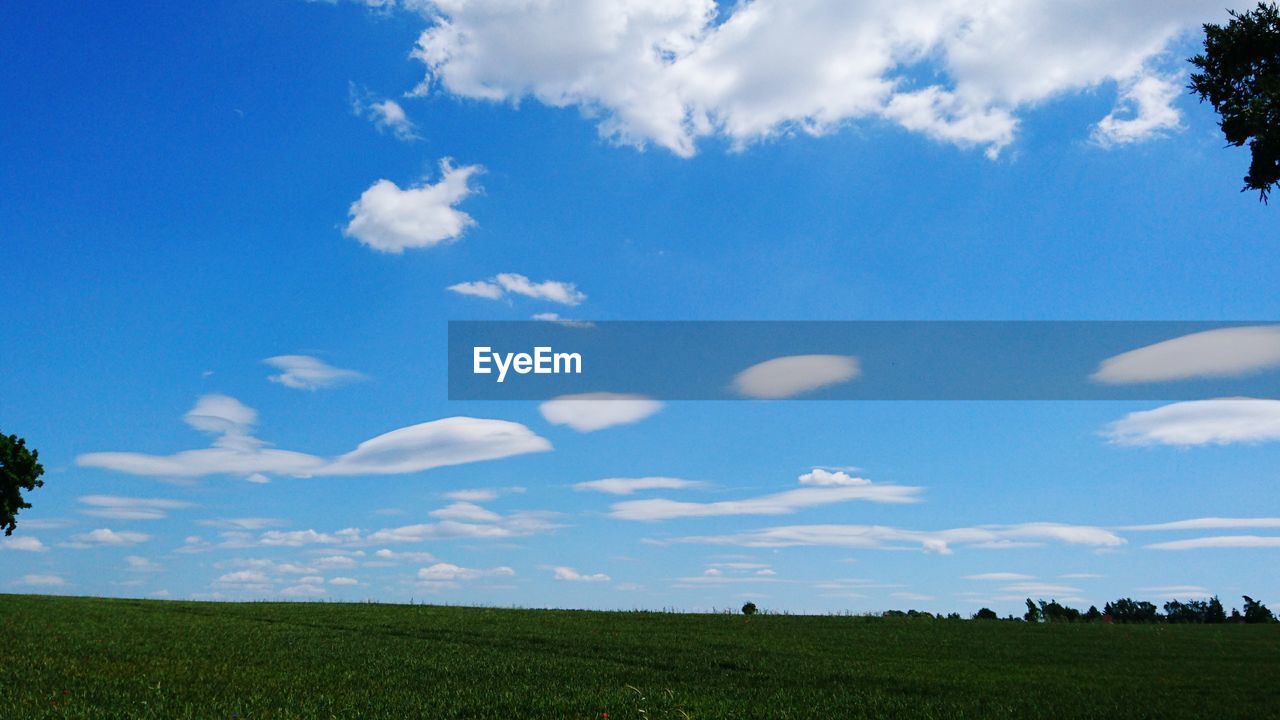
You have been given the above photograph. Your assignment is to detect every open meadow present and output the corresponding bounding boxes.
[1,594,1278,719]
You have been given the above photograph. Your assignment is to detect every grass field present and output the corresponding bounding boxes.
[2,594,1278,719]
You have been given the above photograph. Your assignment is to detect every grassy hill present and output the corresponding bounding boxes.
[1,594,1277,719]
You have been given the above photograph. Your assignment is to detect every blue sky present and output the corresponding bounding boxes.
[2,0,1279,614]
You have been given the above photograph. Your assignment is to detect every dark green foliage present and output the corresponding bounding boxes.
[1037,600,1082,623]
[0,433,45,536]
[1085,606,1102,621]
[1024,598,1042,623]
[2,595,1278,719]
[1189,2,1280,200]
[1165,597,1229,624]
[741,601,757,616]
[973,607,999,620]
[1242,595,1276,623]
[1104,598,1161,624]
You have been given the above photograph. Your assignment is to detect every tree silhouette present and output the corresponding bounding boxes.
[1189,2,1280,201]
[1,433,45,536]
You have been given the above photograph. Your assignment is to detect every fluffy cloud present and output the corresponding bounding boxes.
[407,0,1214,157]
[350,83,420,141]
[1104,398,1280,446]
[798,468,869,487]
[264,355,366,391]
[418,562,514,583]
[666,521,1125,554]
[610,473,921,521]
[573,476,707,495]
[539,393,663,432]
[78,395,550,479]
[551,566,611,582]
[1146,535,1280,551]
[78,495,194,521]
[449,273,586,305]
[1092,326,1280,384]
[344,159,482,252]
[732,355,859,399]
[441,486,524,502]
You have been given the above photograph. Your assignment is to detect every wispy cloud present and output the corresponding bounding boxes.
[573,477,708,495]
[732,355,859,399]
[551,566,611,582]
[264,355,366,391]
[610,470,920,521]
[1104,398,1280,446]
[350,83,420,141]
[1092,326,1280,384]
[664,522,1125,554]
[448,273,586,306]
[78,495,194,521]
[1146,535,1280,551]
[66,528,151,548]
[539,393,662,432]
[78,395,550,480]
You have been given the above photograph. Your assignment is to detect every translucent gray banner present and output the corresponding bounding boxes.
[447,321,1280,400]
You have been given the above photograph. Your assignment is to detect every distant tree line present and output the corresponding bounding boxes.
[961,595,1276,624]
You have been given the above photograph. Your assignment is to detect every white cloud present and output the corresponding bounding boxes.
[259,529,361,547]
[281,584,327,598]
[531,313,595,328]
[78,495,194,521]
[185,394,257,436]
[0,536,47,552]
[217,570,271,585]
[329,576,360,586]
[344,159,482,253]
[429,502,502,523]
[610,480,922,521]
[447,280,505,299]
[964,572,1035,581]
[16,574,66,587]
[1092,73,1184,146]
[573,476,708,495]
[1146,535,1280,551]
[125,555,162,573]
[732,355,859,399]
[1139,584,1212,598]
[797,468,870,487]
[350,83,420,141]
[1000,582,1082,596]
[448,273,586,305]
[78,395,550,479]
[667,522,1125,554]
[1092,326,1280,384]
[407,0,1209,156]
[198,517,288,530]
[442,486,524,502]
[551,566,611,582]
[264,355,366,391]
[417,562,514,582]
[1104,398,1280,446]
[68,528,150,547]
[539,393,663,432]
[1122,518,1280,532]
[367,509,559,543]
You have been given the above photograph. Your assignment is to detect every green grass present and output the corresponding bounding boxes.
[2,594,1278,719]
